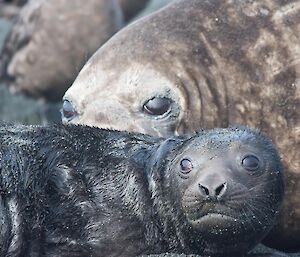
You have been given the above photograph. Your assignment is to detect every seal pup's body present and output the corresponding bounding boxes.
[63,0,300,249]
[0,124,283,256]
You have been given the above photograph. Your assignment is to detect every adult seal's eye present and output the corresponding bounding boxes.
[242,155,260,171]
[143,97,171,116]
[61,100,78,121]
[180,159,193,174]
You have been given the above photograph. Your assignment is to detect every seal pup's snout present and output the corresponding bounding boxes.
[198,181,227,200]
[195,161,229,201]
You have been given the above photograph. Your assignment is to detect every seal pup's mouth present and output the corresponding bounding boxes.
[184,202,241,230]
[191,213,237,224]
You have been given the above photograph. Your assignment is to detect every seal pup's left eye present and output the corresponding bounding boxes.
[242,155,260,171]
[143,97,171,116]
[180,159,193,174]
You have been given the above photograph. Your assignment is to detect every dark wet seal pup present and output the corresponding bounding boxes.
[62,0,300,249]
[0,0,123,102]
[0,125,283,257]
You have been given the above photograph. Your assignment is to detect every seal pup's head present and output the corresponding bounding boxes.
[147,127,284,256]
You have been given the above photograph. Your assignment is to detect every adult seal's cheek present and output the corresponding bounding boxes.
[63,97,177,137]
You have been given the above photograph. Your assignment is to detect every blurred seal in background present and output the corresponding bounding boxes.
[0,0,123,102]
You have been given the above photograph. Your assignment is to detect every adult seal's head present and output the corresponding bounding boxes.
[63,0,299,249]
[148,128,284,256]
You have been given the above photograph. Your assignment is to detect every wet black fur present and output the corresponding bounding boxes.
[0,124,283,257]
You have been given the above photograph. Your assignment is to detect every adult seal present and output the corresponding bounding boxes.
[62,0,300,249]
[0,125,284,256]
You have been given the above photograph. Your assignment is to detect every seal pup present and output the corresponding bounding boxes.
[0,0,123,102]
[62,0,300,249]
[0,125,283,256]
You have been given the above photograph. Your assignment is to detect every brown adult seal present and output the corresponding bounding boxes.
[62,0,300,250]
[0,124,284,256]
[0,0,123,101]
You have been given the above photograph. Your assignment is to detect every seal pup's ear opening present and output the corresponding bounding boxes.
[144,136,186,198]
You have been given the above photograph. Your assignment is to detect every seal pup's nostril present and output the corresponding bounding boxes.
[215,182,227,197]
[198,182,227,198]
[199,184,210,197]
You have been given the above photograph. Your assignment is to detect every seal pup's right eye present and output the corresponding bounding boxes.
[143,97,171,116]
[61,100,78,122]
[242,155,260,172]
[180,159,193,174]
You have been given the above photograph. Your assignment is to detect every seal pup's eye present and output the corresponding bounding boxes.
[180,159,193,174]
[143,97,171,116]
[61,100,78,122]
[242,155,260,172]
